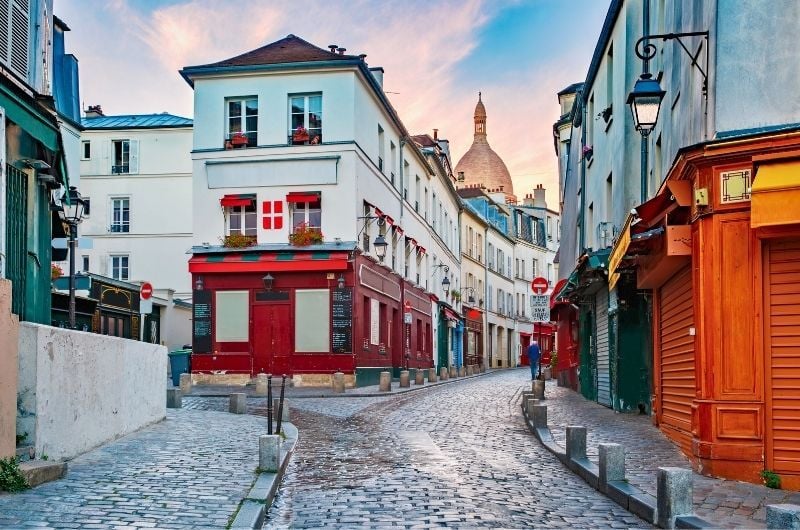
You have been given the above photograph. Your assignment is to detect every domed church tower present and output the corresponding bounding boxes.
[454,93,516,203]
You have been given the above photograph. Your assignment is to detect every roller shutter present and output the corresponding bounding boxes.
[596,289,611,407]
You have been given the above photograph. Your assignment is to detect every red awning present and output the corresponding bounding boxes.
[466,308,482,320]
[384,215,395,226]
[286,192,321,203]
[220,194,256,207]
[417,246,426,255]
[189,251,349,274]
[443,308,460,321]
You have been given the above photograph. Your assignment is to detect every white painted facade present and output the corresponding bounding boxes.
[460,206,488,365]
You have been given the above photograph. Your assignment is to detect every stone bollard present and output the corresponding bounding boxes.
[449,366,457,378]
[399,370,410,388]
[532,379,545,400]
[229,393,246,414]
[428,367,438,383]
[273,398,290,422]
[656,467,693,529]
[458,366,466,377]
[566,425,587,461]
[525,396,540,418]
[415,370,425,385]
[259,435,281,473]
[179,373,192,394]
[766,504,800,529]
[468,365,475,376]
[166,388,182,408]
[332,371,345,393]
[598,443,625,491]
[379,371,392,392]
[440,367,449,381]
[542,367,552,381]
[255,373,269,396]
[532,405,548,428]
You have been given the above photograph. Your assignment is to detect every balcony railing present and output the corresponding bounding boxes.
[111,165,129,174]
[109,224,130,233]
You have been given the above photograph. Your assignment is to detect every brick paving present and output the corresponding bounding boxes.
[543,380,800,528]
[0,409,266,530]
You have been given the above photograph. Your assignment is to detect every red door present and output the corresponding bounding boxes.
[253,303,292,376]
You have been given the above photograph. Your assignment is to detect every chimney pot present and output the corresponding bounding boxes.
[328,44,338,52]
[337,47,346,55]
[433,128,438,141]
[358,53,367,61]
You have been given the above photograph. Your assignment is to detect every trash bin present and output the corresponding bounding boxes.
[168,349,191,387]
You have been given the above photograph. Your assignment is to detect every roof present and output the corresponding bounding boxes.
[196,34,360,69]
[82,113,192,130]
[582,0,623,101]
[411,134,437,148]
[557,82,584,97]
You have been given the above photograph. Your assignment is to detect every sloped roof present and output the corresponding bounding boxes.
[194,34,359,69]
[82,113,193,129]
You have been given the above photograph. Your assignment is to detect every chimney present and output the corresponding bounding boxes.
[369,66,384,88]
[523,193,535,207]
[328,44,338,53]
[358,53,367,62]
[433,128,438,141]
[85,105,104,117]
[533,183,547,208]
[336,47,346,55]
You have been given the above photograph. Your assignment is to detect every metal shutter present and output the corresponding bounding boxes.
[596,288,611,407]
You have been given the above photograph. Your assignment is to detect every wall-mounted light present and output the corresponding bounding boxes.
[337,274,346,289]
[441,275,451,295]
[263,273,275,291]
[373,235,388,262]
[194,277,204,291]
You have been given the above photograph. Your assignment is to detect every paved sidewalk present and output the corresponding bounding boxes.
[541,381,800,528]
[0,409,267,530]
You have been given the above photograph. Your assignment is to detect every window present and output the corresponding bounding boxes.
[112,140,130,174]
[110,255,129,281]
[215,291,249,342]
[82,198,91,217]
[81,141,90,160]
[547,263,553,284]
[547,217,553,240]
[404,240,411,279]
[226,202,257,239]
[82,255,89,272]
[226,97,257,147]
[291,198,321,231]
[110,198,130,233]
[289,93,322,145]
[378,125,385,172]
[295,289,330,352]
[390,142,397,184]
[415,176,420,212]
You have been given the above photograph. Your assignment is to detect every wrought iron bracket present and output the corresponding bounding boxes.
[635,31,709,95]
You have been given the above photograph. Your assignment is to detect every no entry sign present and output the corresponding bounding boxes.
[531,276,548,294]
[140,282,153,300]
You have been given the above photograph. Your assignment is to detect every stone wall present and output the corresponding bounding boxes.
[0,280,19,458]
[17,323,167,460]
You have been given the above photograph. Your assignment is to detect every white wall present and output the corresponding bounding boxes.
[17,323,166,461]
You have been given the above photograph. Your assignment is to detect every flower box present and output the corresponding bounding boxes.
[288,222,323,246]
[292,127,310,143]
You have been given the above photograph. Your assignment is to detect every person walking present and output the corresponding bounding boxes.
[528,340,541,380]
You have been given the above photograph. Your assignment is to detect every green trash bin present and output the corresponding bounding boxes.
[168,350,191,387]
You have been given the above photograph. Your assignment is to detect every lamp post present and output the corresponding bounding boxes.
[61,186,86,329]
[441,275,450,296]
[263,273,275,291]
[373,234,388,262]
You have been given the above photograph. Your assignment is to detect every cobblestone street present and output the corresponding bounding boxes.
[250,369,647,528]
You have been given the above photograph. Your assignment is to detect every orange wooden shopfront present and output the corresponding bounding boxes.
[622,130,800,487]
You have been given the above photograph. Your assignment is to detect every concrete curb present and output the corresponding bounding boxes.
[229,423,298,529]
[520,403,717,529]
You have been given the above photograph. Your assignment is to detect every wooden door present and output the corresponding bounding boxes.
[658,265,696,454]
[766,238,800,474]
[253,304,291,376]
[596,289,611,407]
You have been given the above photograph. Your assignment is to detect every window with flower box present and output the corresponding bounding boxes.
[289,93,322,145]
[226,97,258,148]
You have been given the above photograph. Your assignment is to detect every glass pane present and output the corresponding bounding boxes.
[228,100,241,117]
[229,117,241,133]
[245,212,257,231]
[244,203,256,213]
[230,212,241,231]
[291,114,304,130]
[295,289,330,352]
[309,95,321,113]
[245,99,257,116]
[308,209,321,228]
[308,113,322,129]
[245,116,257,133]
[215,291,249,342]
[292,210,305,228]
[290,97,304,114]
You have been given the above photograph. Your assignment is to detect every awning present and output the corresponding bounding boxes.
[0,82,60,153]
[286,191,321,203]
[751,159,800,229]
[443,307,460,321]
[189,250,349,273]
[551,272,578,308]
[635,180,692,228]
[417,246,426,255]
[585,248,610,270]
[220,193,256,207]
[608,214,633,290]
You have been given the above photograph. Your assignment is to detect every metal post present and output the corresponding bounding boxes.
[275,375,286,435]
[68,223,77,329]
[266,374,273,435]
[537,323,542,379]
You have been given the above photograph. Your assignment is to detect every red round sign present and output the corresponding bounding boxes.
[140,282,153,300]
[404,300,412,311]
[531,277,548,294]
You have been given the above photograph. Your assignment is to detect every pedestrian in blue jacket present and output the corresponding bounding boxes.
[528,341,541,380]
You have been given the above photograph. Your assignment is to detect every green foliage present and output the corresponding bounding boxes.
[41,454,48,461]
[550,350,558,369]
[15,432,28,446]
[761,469,781,489]
[0,457,29,492]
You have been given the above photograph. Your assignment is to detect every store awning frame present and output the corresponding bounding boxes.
[220,193,256,207]
[189,250,349,273]
[751,158,800,229]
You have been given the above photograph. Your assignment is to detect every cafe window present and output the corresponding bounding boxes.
[295,289,330,352]
[215,291,249,342]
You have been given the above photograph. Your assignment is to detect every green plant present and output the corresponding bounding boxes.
[550,350,558,369]
[41,454,48,461]
[15,432,28,446]
[51,264,63,281]
[288,223,323,246]
[0,457,29,492]
[221,233,256,248]
[451,290,461,302]
[761,469,781,489]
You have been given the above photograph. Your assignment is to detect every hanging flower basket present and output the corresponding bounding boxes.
[288,222,323,246]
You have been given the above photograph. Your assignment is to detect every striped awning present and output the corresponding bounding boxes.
[220,194,256,207]
[286,191,321,203]
[189,250,349,273]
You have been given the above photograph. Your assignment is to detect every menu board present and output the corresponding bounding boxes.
[193,290,212,353]
[331,287,353,353]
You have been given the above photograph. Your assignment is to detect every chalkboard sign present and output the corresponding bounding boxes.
[331,287,353,353]
[193,289,212,353]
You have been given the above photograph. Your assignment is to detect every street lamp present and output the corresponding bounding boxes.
[463,286,477,304]
[373,234,388,262]
[337,274,346,289]
[441,275,450,296]
[194,277,204,291]
[61,186,86,329]
[262,273,274,291]
[626,73,665,137]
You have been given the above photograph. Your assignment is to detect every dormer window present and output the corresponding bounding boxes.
[289,94,322,145]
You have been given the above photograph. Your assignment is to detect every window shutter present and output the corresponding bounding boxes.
[8,0,29,79]
[129,139,139,174]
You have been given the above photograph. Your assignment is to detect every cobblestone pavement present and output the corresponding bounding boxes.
[0,409,265,530]
[223,369,648,529]
[544,381,800,528]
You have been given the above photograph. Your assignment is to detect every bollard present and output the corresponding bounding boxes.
[449,366,457,378]
[532,404,548,428]
[532,379,545,400]
[229,392,247,414]
[656,467,693,529]
[467,365,474,376]
[566,425,587,461]
[766,504,800,529]
[399,370,410,388]
[598,443,625,490]
[525,396,540,417]
[428,367,438,383]
[166,388,182,408]
[440,367,449,381]
[379,371,392,392]
[332,371,345,393]
[542,367,552,381]
[255,373,269,396]
[415,370,425,385]
[458,366,466,377]
[179,373,192,395]
[272,398,290,423]
[259,435,281,473]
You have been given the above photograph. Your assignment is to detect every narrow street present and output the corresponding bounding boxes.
[260,369,647,528]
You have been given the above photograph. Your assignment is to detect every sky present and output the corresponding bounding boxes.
[57,0,609,205]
